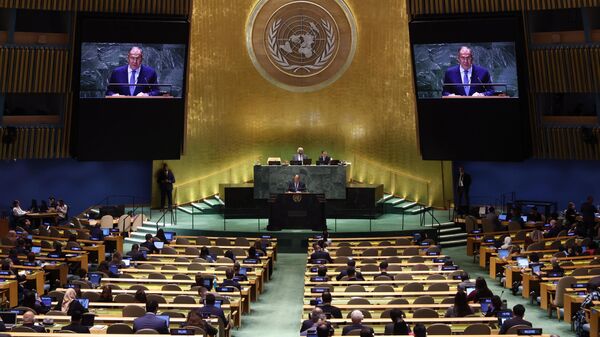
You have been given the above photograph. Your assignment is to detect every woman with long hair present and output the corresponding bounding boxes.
[445,290,473,317]
[467,277,494,303]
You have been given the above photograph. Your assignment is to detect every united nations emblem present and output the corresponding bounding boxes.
[247,0,357,92]
[292,194,303,203]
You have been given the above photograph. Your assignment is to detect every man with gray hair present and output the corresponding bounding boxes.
[342,310,374,335]
[300,307,324,332]
[292,147,309,162]
[442,46,493,97]
[106,46,159,97]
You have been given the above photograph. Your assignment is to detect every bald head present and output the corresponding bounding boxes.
[311,307,324,323]
[23,311,35,324]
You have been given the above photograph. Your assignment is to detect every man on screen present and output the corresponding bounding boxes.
[106,46,160,97]
[442,46,494,97]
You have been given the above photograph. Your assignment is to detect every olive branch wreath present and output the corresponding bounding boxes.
[267,18,336,73]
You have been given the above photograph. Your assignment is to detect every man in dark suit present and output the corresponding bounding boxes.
[140,234,159,254]
[19,311,46,332]
[196,293,229,328]
[318,292,342,318]
[442,46,494,97]
[317,150,331,165]
[133,301,169,334]
[499,304,532,334]
[157,163,175,210]
[335,260,364,281]
[220,268,242,290]
[287,174,307,193]
[106,46,160,97]
[310,244,333,263]
[342,310,374,336]
[62,311,91,333]
[456,166,472,209]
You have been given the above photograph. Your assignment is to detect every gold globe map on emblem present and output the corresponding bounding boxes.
[247,0,357,92]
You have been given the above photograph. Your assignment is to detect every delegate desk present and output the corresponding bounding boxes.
[268,193,325,231]
[254,164,349,199]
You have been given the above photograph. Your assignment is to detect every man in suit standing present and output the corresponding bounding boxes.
[317,150,331,165]
[443,46,494,97]
[106,46,160,97]
[157,163,175,210]
[456,166,472,210]
[292,147,309,162]
[133,301,169,334]
[287,174,307,193]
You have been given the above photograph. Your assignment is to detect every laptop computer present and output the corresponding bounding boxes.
[41,296,52,307]
[302,158,312,165]
[109,264,119,276]
[479,298,492,313]
[516,257,529,269]
[329,160,340,165]
[102,228,110,236]
[164,231,175,241]
[497,249,509,259]
[498,214,507,221]
[465,286,476,295]
[122,258,131,267]
[498,310,513,325]
[88,273,102,287]
[521,215,528,222]
[0,312,17,329]
[153,241,164,249]
[529,263,543,274]
[77,298,90,309]
[31,246,42,254]
[289,160,302,165]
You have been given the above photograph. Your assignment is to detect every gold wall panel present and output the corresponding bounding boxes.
[0,47,70,93]
[152,0,453,208]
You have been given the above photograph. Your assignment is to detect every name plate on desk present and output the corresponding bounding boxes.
[253,164,349,199]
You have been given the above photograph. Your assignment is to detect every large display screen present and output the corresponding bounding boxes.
[410,16,530,161]
[80,43,186,98]
[413,42,519,99]
[71,16,189,161]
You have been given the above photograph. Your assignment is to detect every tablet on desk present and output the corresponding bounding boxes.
[153,241,164,249]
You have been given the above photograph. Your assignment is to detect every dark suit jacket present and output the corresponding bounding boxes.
[317,156,331,165]
[62,323,90,333]
[196,305,228,326]
[133,313,169,334]
[335,269,365,281]
[106,65,160,96]
[287,180,307,192]
[342,323,373,336]
[318,304,342,318]
[310,251,333,263]
[443,64,494,96]
[21,323,46,333]
[499,317,532,334]
[457,173,472,190]
[140,241,159,254]
[220,279,242,290]
[157,170,175,191]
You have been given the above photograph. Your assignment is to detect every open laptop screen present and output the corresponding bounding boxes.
[0,312,17,326]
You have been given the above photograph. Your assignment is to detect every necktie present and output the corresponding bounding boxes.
[295,183,298,191]
[463,70,469,96]
[130,70,136,96]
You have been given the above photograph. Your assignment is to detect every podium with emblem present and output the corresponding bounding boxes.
[267,193,326,231]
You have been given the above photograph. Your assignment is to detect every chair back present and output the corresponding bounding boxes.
[463,323,491,335]
[506,324,532,335]
[413,308,439,318]
[135,328,159,334]
[100,215,114,229]
[554,276,577,306]
[122,304,146,317]
[427,323,452,335]
[107,323,133,334]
